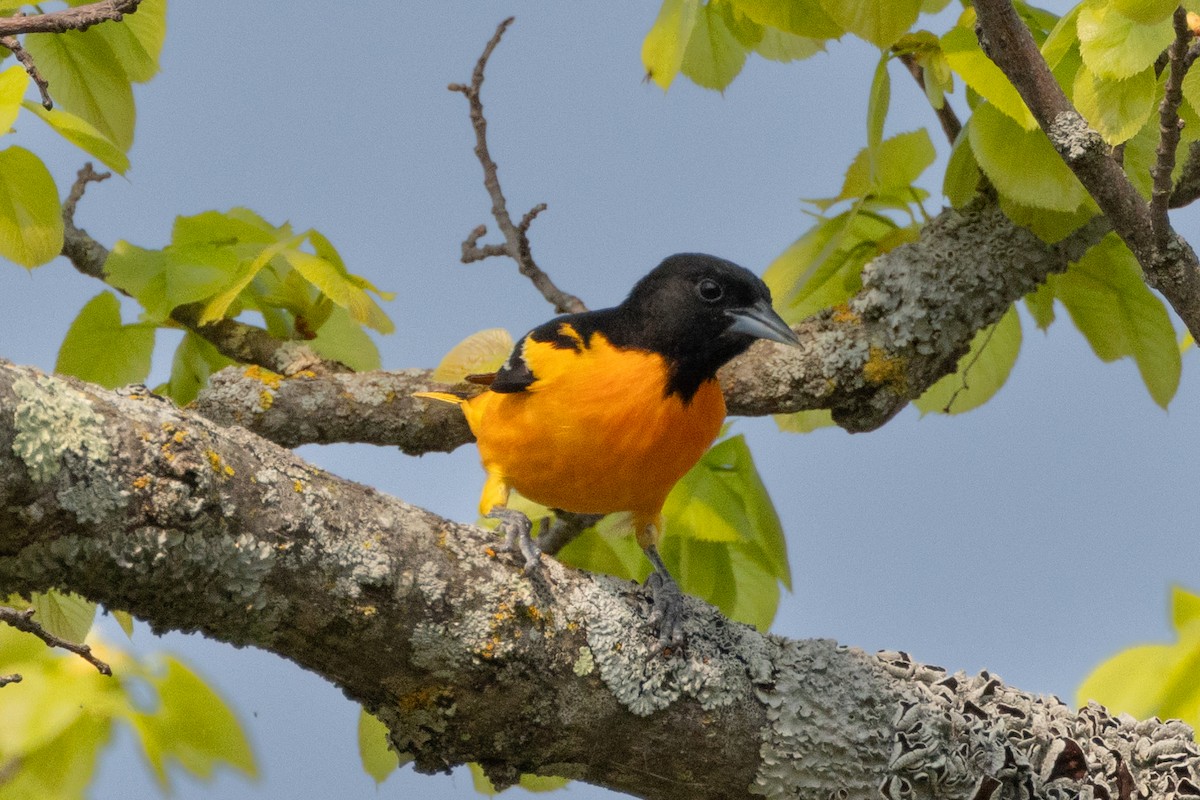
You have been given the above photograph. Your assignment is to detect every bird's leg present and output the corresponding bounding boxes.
[487,507,543,575]
[643,544,686,653]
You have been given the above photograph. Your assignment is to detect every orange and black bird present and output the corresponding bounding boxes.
[420,253,801,646]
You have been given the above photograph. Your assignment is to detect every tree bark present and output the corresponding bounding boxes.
[3,359,1198,799]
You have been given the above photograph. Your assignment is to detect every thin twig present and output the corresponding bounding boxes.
[897,52,961,145]
[1151,8,1193,250]
[449,18,587,315]
[0,0,141,36]
[0,606,111,676]
[0,673,21,687]
[60,164,343,374]
[0,34,51,109]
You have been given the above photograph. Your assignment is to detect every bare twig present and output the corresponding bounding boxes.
[0,34,51,109]
[0,0,141,36]
[60,164,344,375]
[0,673,21,687]
[1151,8,1193,250]
[450,18,587,315]
[1169,141,1200,208]
[897,52,961,145]
[0,606,110,676]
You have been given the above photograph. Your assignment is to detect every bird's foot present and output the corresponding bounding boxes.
[643,551,687,654]
[486,508,543,575]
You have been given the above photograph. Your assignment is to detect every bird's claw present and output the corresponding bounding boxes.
[486,508,543,575]
[645,571,686,654]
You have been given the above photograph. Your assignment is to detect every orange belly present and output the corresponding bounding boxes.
[461,338,725,518]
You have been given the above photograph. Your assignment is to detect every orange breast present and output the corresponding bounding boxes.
[460,331,725,518]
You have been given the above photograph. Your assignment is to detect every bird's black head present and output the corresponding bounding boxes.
[615,253,800,400]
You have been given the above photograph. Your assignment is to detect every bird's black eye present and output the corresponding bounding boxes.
[696,278,724,303]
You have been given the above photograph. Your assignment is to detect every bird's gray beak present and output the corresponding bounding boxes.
[726,299,801,347]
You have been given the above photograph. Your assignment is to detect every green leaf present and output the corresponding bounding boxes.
[112,610,135,639]
[1041,4,1084,71]
[308,305,382,371]
[1078,642,1183,718]
[1114,0,1179,24]
[1072,63,1155,144]
[1077,0,1173,81]
[1172,586,1200,632]
[56,292,155,388]
[942,10,1037,129]
[819,0,921,48]
[866,53,890,165]
[1049,233,1181,408]
[286,232,393,333]
[915,305,1022,415]
[199,234,304,324]
[0,145,64,267]
[30,590,97,644]
[0,701,110,800]
[0,63,28,132]
[1024,282,1056,330]
[681,1,750,90]
[839,129,935,201]
[22,100,131,174]
[172,207,282,247]
[773,409,835,433]
[968,101,1088,212]
[752,27,824,63]
[23,28,135,151]
[358,708,401,784]
[163,332,233,406]
[998,196,1099,244]
[731,0,843,38]
[943,128,981,208]
[642,0,700,90]
[128,657,257,789]
[88,0,166,83]
[468,763,570,795]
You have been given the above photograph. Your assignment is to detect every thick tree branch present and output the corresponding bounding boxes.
[449,18,587,315]
[60,165,346,376]
[973,0,1200,342]
[2,360,1198,798]
[0,0,141,37]
[196,202,1107,450]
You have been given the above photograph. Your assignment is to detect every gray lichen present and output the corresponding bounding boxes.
[11,375,111,483]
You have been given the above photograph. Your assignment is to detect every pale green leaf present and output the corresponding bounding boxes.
[163,332,233,406]
[866,52,890,162]
[1072,63,1155,145]
[0,63,28,132]
[819,0,921,48]
[172,207,283,247]
[88,0,166,83]
[1113,0,1179,24]
[22,100,131,174]
[915,305,1022,415]
[1077,643,1181,718]
[969,101,1088,212]
[731,0,843,38]
[942,11,1037,129]
[0,145,63,267]
[283,243,393,334]
[998,196,1099,244]
[840,129,936,200]
[1077,0,1173,81]
[0,703,110,799]
[642,0,700,91]
[468,763,570,795]
[556,522,651,583]
[358,708,400,784]
[31,590,97,644]
[22,29,135,151]
[681,1,749,90]
[1172,586,1200,632]
[1041,4,1083,70]
[128,657,257,788]
[1025,282,1056,330]
[112,610,135,639]
[921,0,952,13]
[56,292,155,388]
[308,305,382,371]
[431,327,513,383]
[1050,233,1181,408]
[199,234,303,324]
[753,27,824,63]
[943,128,981,208]
[773,409,835,433]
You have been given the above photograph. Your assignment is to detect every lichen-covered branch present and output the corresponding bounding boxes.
[973,0,1200,342]
[0,0,141,36]
[2,360,1197,799]
[196,202,1105,451]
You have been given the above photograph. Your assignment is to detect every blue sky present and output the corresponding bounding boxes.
[3,3,1198,798]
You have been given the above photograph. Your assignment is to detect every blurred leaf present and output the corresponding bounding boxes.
[1049,233,1180,408]
[1072,63,1155,145]
[1077,0,1173,81]
[942,9,1037,129]
[468,763,570,795]
[0,63,28,132]
[642,0,700,91]
[1173,585,1200,632]
[23,101,131,174]
[681,1,749,89]
[164,332,233,406]
[969,101,1087,212]
[0,700,110,800]
[358,708,402,784]
[23,29,135,151]
[431,327,513,383]
[56,292,155,388]
[127,657,257,789]
[557,518,650,583]
[88,0,166,83]
[731,0,843,38]
[30,590,97,644]
[308,305,382,371]
[773,408,835,433]
[915,305,1022,415]
[0,145,63,267]
[112,610,135,639]
[819,0,921,48]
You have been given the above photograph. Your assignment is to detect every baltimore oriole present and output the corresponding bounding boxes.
[419,253,800,646]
